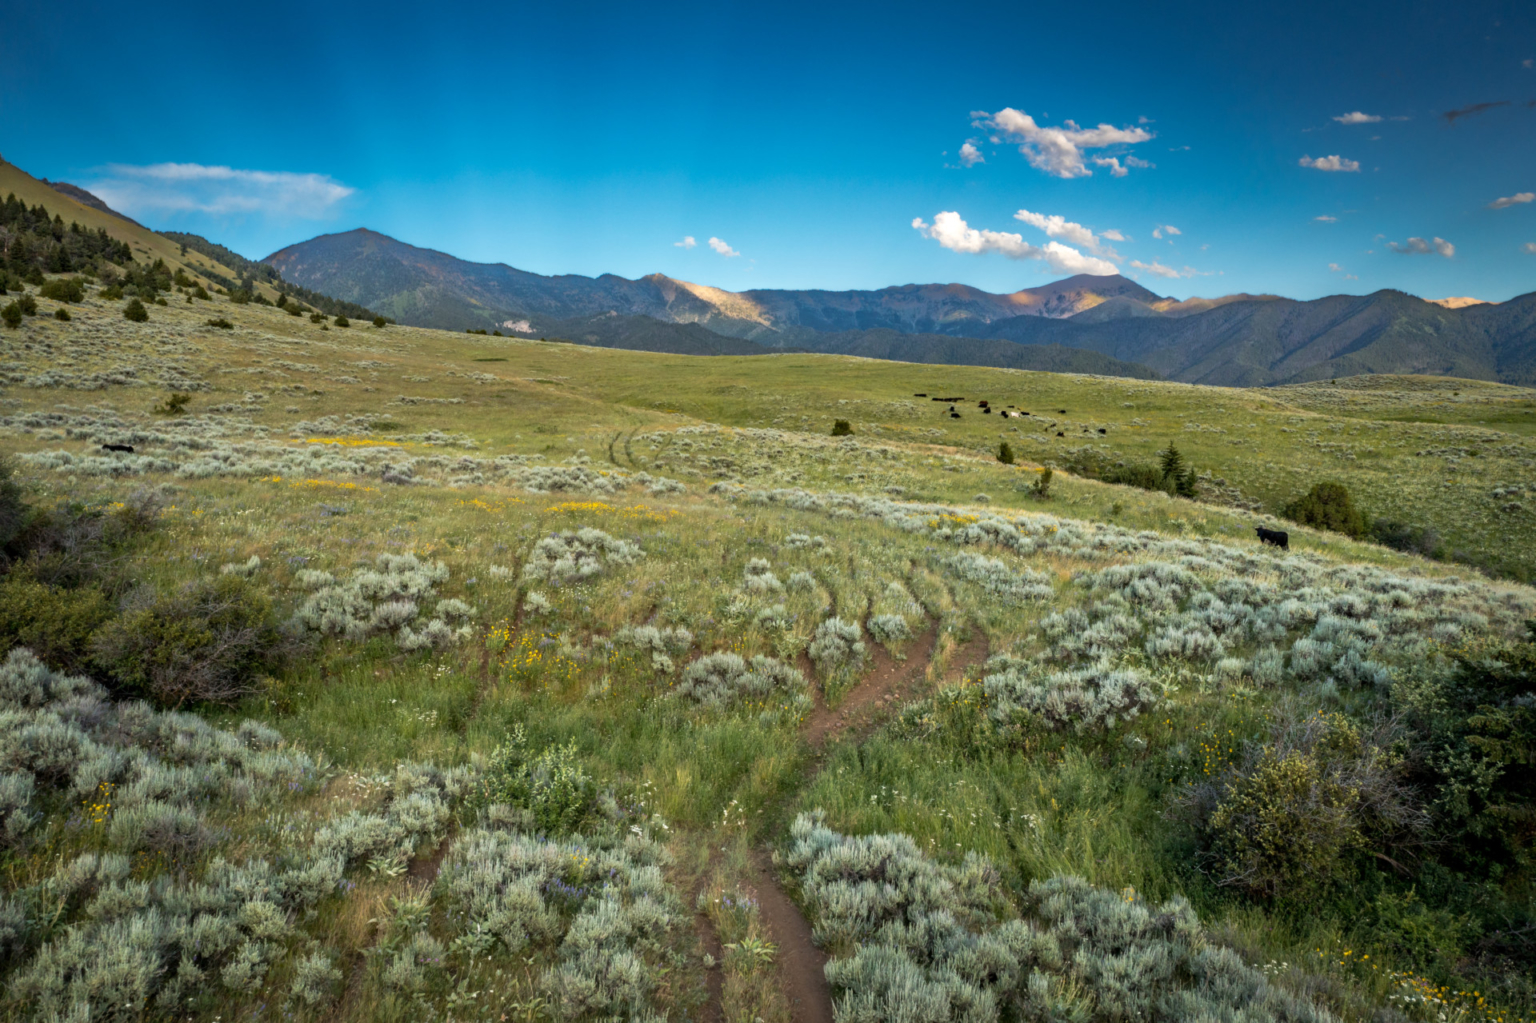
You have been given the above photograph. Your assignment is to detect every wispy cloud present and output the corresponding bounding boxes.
[673,235,697,248]
[1298,154,1360,172]
[912,212,1117,275]
[1315,215,1339,222]
[1101,229,1126,242]
[958,142,984,167]
[707,237,739,257]
[1388,236,1455,257]
[972,108,1152,179]
[1129,259,1180,278]
[1150,225,1181,240]
[86,162,354,218]
[1524,242,1536,254]
[1333,111,1382,124]
[1489,192,1534,209]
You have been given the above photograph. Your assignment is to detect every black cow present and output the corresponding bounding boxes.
[914,393,927,397]
[1256,527,1289,549]
[1058,409,1067,414]
[983,407,992,413]
[1097,428,1107,434]
[1055,431,1064,437]
[101,443,135,453]
[950,412,961,419]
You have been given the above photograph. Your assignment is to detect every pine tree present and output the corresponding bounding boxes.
[997,442,1015,464]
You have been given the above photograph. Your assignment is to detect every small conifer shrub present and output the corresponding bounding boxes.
[0,302,19,329]
[998,441,1015,464]
[373,315,388,327]
[122,297,148,322]
[831,419,853,436]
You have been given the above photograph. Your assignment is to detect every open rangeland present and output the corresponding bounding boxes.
[2,275,1534,1023]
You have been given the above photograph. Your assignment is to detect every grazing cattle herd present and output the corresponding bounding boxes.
[907,389,1304,553]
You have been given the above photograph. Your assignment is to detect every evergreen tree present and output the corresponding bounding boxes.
[123,298,148,323]
[997,441,1015,464]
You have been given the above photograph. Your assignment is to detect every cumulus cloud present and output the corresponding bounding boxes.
[1101,229,1126,242]
[707,237,739,257]
[1315,215,1339,222]
[1388,236,1455,257]
[958,142,984,167]
[912,212,1117,275]
[1489,192,1534,209]
[1298,154,1360,172]
[86,162,354,218]
[1150,224,1181,241]
[674,235,697,248]
[1333,111,1382,124]
[974,107,1153,179]
[1129,259,1180,278]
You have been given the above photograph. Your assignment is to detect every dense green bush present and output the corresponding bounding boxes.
[91,574,286,706]
[1180,712,1425,902]
[831,419,853,436]
[37,277,84,303]
[334,315,350,327]
[0,574,110,670]
[1370,518,1442,558]
[122,297,148,322]
[373,315,388,328]
[0,302,18,330]
[1284,481,1368,538]
[997,441,1014,465]
[52,307,69,321]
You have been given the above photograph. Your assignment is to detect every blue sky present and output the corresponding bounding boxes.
[3,0,1534,301]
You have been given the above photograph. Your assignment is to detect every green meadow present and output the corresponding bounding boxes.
[2,277,1534,1023]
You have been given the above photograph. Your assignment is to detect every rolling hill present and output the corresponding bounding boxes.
[265,227,1536,387]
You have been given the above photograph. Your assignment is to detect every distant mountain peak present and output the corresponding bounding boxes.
[1427,296,1490,309]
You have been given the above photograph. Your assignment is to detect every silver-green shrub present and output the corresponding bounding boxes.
[675,652,809,714]
[809,617,867,672]
[289,552,470,651]
[787,813,1336,1023]
[982,659,1157,732]
[522,528,643,585]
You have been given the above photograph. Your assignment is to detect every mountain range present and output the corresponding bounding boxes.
[264,228,1536,387]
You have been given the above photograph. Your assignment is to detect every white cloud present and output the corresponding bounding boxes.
[707,237,739,257]
[1315,215,1339,222]
[1011,209,1121,259]
[912,212,1117,275]
[1129,259,1181,278]
[1150,224,1180,241]
[1298,154,1361,172]
[1523,242,1536,254]
[1388,236,1455,257]
[975,107,1153,179]
[1091,156,1128,177]
[674,235,697,248]
[1489,192,1534,209]
[86,162,354,218]
[1101,229,1126,242]
[1333,111,1382,124]
[958,142,984,167]
[1328,263,1343,271]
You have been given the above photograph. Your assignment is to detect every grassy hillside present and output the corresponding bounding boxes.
[2,272,1535,1023]
[0,159,264,297]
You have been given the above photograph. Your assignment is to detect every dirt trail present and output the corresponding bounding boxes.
[753,619,992,1022]
[803,621,939,749]
[747,849,833,1023]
